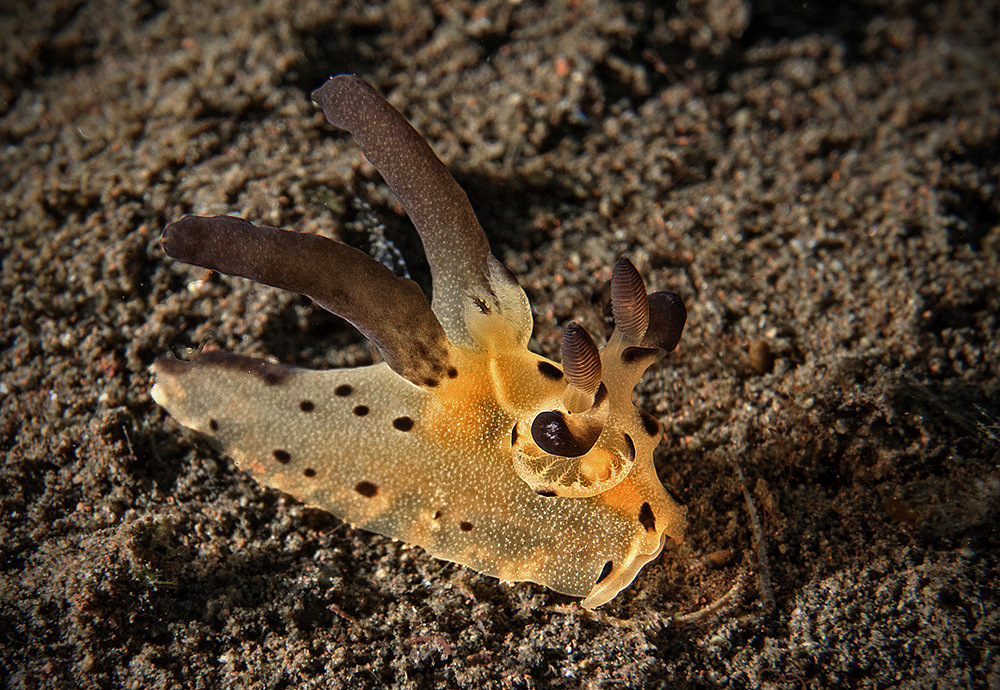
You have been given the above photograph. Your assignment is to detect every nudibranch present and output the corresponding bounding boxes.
[151,74,687,608]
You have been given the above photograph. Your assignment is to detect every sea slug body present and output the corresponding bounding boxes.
[151,74,687,608]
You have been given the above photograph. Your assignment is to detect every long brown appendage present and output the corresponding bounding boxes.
[162,214,452,387]
[311,74,491,295]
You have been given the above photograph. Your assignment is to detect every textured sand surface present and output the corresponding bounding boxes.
[2,0,998,687]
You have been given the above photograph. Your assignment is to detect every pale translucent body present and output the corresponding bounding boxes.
[152,310,685,607]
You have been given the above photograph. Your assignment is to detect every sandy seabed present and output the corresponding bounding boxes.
[2,0,998,687]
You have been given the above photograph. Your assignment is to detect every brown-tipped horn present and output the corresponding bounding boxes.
[562,322,602,394]
[312,75,526,350]
[161,214,452,387]
[611,258,649,341]
[311,75,491,286]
